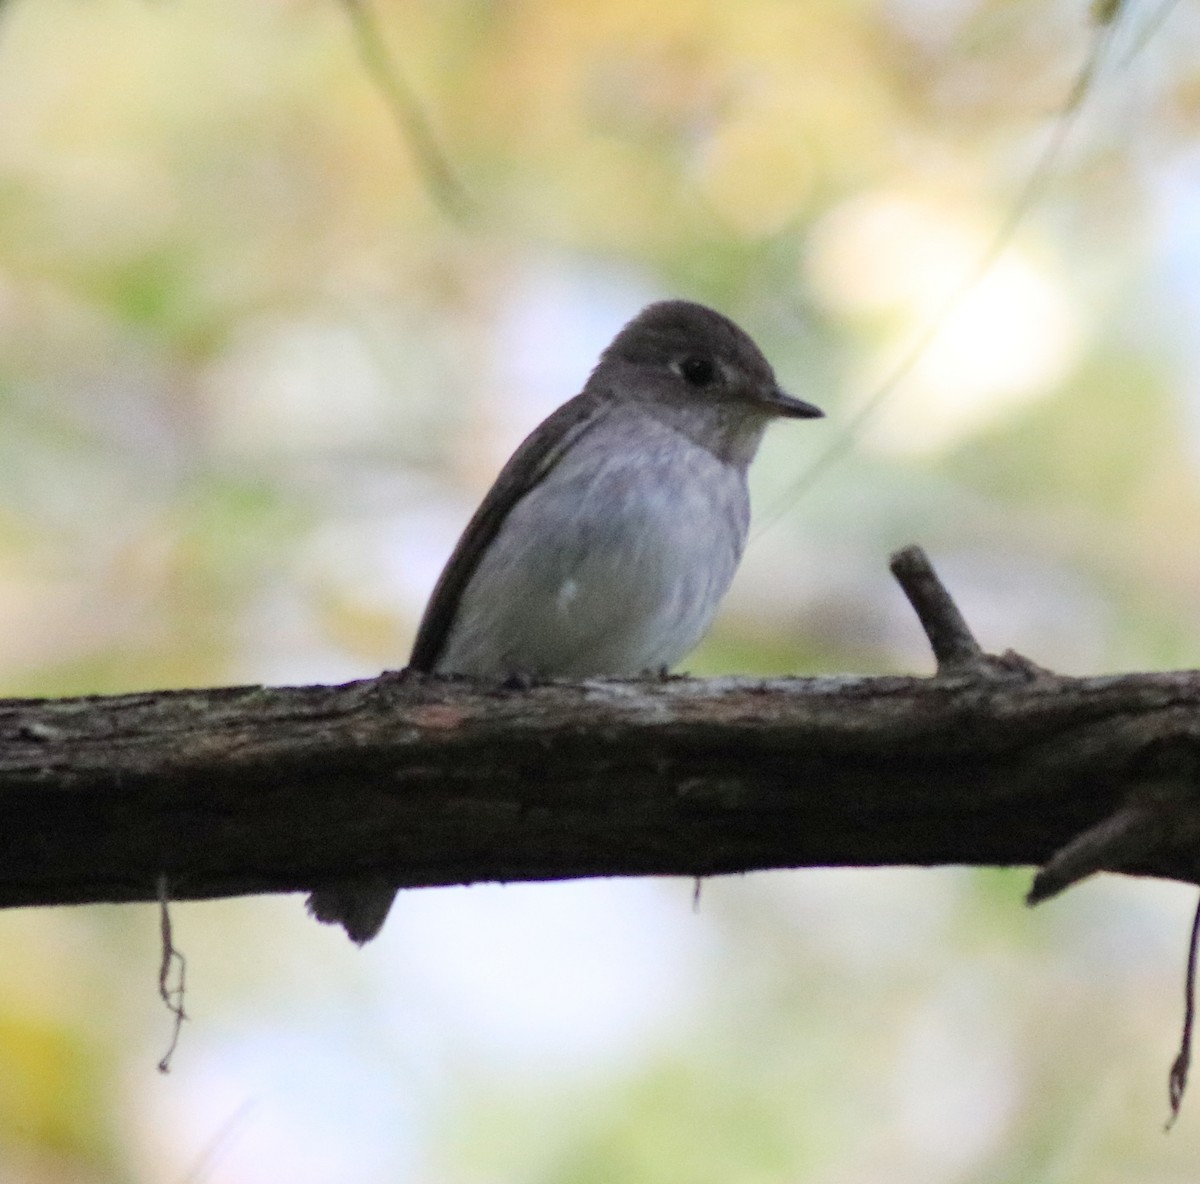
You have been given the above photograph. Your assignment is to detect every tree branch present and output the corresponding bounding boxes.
[2,546,1200,913]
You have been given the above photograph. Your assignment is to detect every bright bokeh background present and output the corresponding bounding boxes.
[2,0,1200,1179]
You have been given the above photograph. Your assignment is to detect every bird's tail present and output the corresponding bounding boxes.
[306,879,397,944]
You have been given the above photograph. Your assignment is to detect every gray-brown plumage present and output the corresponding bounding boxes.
[308,300,822,942]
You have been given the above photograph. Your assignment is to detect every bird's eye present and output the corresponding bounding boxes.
[678,356,716,387]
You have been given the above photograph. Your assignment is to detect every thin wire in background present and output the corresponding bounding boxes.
[753,0,1140,540]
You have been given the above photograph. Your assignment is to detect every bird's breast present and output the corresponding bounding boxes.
[436,427,751,678]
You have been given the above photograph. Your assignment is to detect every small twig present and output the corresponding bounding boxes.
[889,547,986,674]
[1027,802,1161,905]
[338,0,470,220]
[157,874,188,1074]
[1167,895,1200,1129]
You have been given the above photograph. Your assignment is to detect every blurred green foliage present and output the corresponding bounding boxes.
[2,0,1200,1179]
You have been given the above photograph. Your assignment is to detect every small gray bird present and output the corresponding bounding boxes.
[308,300,823,942]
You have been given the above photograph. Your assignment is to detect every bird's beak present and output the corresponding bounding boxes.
[761,387,824,419]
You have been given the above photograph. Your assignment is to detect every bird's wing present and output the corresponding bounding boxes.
[408,389,613,672]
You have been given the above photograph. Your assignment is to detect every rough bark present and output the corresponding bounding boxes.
[1,547,1199,914]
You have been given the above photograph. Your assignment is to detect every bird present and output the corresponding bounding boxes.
[307,299,824,942]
